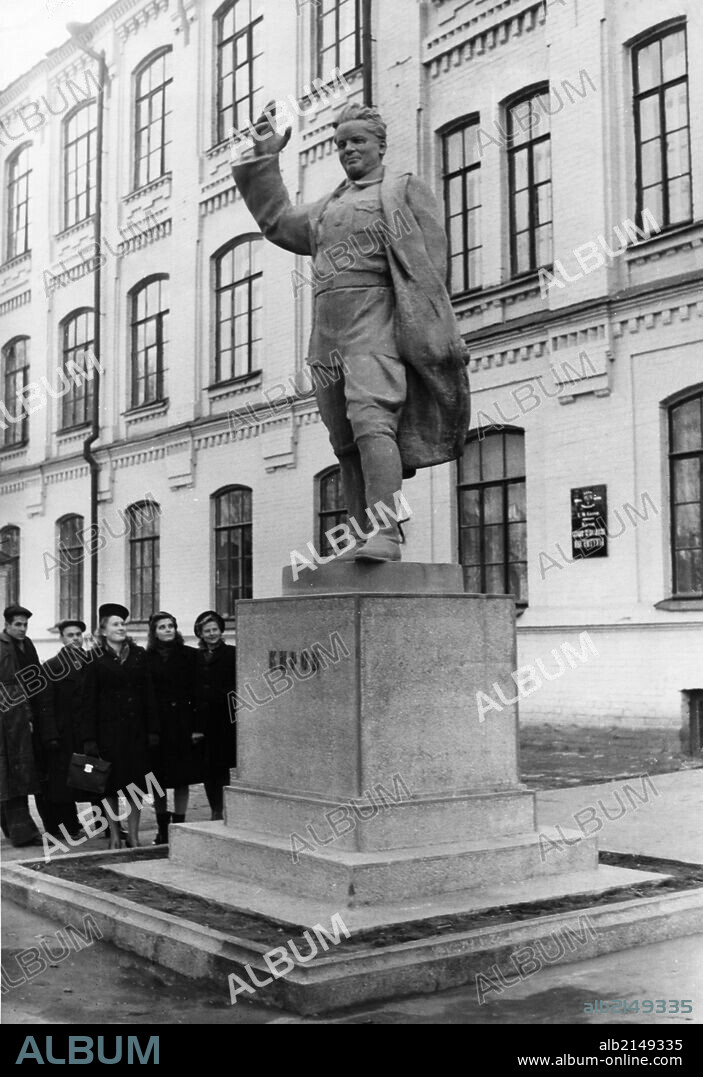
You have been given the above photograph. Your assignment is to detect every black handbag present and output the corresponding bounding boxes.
[67,753,112,796]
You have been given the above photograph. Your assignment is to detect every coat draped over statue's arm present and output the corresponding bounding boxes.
[232,156,471,473]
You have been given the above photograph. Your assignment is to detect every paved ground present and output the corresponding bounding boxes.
[2,729,701,1026]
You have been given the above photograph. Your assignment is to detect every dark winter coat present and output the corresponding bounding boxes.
[146,644,205,788]
[196,641,237,774]
[232,157,471,475]
[0,630,41,801]
[79,642,159,795]
[37,646,93,803]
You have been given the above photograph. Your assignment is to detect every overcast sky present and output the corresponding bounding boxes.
[1,0,115,91]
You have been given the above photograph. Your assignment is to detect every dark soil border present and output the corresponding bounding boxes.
[18,849,703,953]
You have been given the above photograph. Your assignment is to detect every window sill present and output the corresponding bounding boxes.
[655,597,703,611]
[208,372,262,402]
[301,65,362,106]
[206,140,231,160]
[123,399,169,422]
[124,174,172,203]
[0,442,28,457]
[625,218,701,258]
[1,251,31,272]
[56,217,94,241]
[57,423,91,439]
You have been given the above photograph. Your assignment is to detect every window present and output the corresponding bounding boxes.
[442,119,482,295]
[130,276,169,408]
[214,238,262,383]
[6,144,31,260]
[507,89,552,276]
[669,393,703,596]
[633,24,691,231]
[1,337,29,448]
[0,526,20,606]
[215,0,264,145]
[458,429,527,603]
[128,502,160,620]
[63,103,97,229]
[60,309,94,430]
[214,486,252,615]
[317,0,362,82]
[317,466,348,556]
[134,49,172,189]
[57,515,84,621]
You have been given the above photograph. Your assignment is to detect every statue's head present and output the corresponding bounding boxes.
[333,103,387,181]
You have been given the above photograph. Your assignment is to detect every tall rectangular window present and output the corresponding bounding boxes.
[0,526,20,606]
[135,49,172,189]
[130,277,169,408]
[58,516,84,621]
[442,120,482,295]
[214,487,253,615]
[60,310,94,430]
[317,466,348,557]
[458,429,527,603]
[216,0,264,144]
[64,103,97,230]
[317,0,362,82]
[128,502,160,620]
[669,394,703,596]
[508,91,552,276]
[633,25,691,231]
[2,337,29,448]
[215,239,262,383]
[6,145,31,259]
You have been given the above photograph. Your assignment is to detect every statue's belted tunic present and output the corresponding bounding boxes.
[232,155,470,476]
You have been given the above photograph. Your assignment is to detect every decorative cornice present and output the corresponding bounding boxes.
[0,290,31,317]
[425,0,545,74]
[118,217,172,255]
[45,465,90,484]
[116,0,171,43]
[200,185,240,215]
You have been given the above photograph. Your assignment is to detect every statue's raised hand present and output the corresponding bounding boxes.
[247,101,292,157]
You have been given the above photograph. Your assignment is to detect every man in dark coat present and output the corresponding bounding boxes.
[80,603,160,848]
[0,605,43,846]
[232,101,471,561]
[194,611,237,821]
[37,619,92,839]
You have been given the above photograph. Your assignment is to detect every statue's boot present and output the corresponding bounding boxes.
[355,433,403,563]
[336,449,370,561]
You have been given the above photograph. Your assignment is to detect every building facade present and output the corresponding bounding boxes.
[1,0,702,742]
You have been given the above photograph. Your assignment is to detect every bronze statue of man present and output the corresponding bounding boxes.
[232,102,470,562]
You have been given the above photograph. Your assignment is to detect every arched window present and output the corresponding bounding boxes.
[506,87,552,276]
[1,337,29,448]
[317,466,347,557]
[669,391,703,596]
[632,22,691,231]
[0,526,20,606]
[441,116,482,296]
[130,276,169,407]
[215,0,264,145]
[457,428,527,603]
[134,48,173,188]
[57,515,84,621]
[63,102,97,229]
[214,238,262,383]
[316,0,363,82]
[213,486,252,615]
[60,309,94,430]
[128,501,161,621]
[6,144,31,259]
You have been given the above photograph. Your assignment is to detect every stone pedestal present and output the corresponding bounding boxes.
[169,565,597,910]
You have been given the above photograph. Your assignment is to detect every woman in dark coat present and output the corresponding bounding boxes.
[193,611,237,821]
[146,612,205,844]
[80,603,159,848]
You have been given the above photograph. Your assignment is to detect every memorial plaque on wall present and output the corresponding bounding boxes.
[571,485,608,558]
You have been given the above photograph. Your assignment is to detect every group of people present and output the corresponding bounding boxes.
[0,602,237,850]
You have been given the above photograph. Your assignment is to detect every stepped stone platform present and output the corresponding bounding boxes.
[5,562,694,1013]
